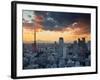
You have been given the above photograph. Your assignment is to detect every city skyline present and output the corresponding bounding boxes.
[22,10,91,43]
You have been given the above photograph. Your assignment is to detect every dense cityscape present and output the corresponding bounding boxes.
[23,37,91,69]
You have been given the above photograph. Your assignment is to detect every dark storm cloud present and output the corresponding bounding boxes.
[34,11,90,33]
[23,10,91,34]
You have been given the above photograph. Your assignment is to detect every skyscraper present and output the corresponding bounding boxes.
[59,37,64,46]
[58,37,64,58]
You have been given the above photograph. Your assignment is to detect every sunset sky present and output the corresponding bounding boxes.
[22,10,91,43]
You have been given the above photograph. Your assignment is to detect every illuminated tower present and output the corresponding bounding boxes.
[33,23,36,52]
[33,15,43,52]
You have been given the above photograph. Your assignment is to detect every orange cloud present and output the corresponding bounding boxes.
[23,27,90,43]
[23,20,90,43]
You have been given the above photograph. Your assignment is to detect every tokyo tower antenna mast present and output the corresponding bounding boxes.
[33,22,37,52]
[33,14,43,52]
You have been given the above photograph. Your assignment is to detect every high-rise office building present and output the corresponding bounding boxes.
[58,37,64,58]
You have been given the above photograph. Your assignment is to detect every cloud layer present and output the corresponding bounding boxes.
[22,10,91,35]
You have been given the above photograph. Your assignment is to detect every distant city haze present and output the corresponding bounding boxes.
[23,28,90,43]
